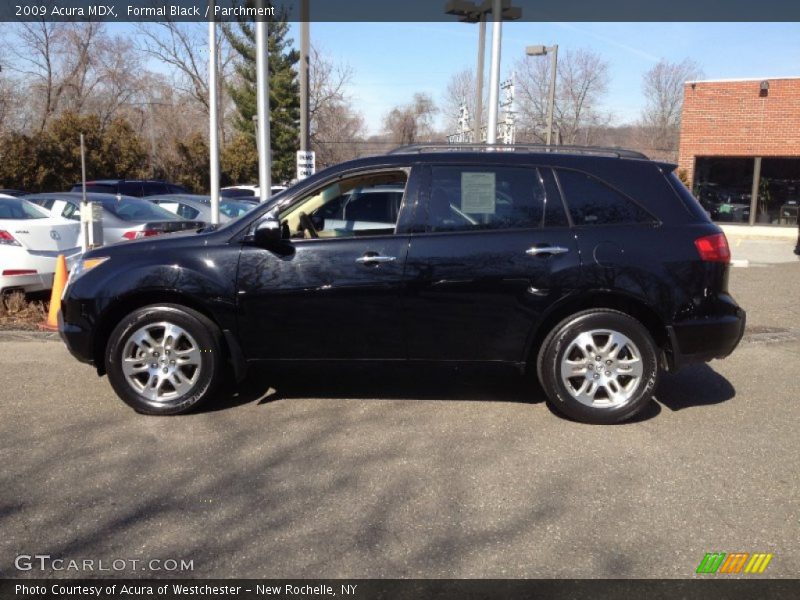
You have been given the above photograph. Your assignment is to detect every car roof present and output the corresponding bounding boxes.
[24,192,144,203]
[149,194,210,204]
[77,179,176,185]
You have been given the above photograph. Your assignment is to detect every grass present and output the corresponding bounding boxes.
[0,292,48,330]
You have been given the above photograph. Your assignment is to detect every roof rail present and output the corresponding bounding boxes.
[387,143,649,160]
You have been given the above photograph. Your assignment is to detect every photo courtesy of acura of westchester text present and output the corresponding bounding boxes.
[0,0,798,598]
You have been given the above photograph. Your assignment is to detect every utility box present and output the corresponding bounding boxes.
[80,201,104,249]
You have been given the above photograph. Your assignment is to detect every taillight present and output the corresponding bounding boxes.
[122,229,162,240]
[694,233,731,263]
[0,230,21,246]
[2,269,37,276]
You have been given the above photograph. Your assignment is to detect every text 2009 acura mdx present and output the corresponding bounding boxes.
[59,145,745,424]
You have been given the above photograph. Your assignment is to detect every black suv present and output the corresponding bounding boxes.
[59,145,745,424]
[69,180,189,197]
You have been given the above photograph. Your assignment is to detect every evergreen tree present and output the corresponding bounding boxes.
[223,10,299,184]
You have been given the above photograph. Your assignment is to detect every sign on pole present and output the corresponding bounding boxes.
[296,150,315,181]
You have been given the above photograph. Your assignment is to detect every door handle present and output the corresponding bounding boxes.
[356,254,396,264]
[526,245,569,257]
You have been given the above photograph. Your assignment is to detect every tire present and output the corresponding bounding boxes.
[537,309,659,424]
[105,304,223,415]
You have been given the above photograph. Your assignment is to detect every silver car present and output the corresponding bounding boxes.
[148,194,258,222]
[24,192,206,244]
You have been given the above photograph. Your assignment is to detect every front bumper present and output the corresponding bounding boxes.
[58,309,95,366]
[666,307,746,370]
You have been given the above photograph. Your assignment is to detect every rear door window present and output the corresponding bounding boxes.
[427,166,547,232]
[556,169,656,226]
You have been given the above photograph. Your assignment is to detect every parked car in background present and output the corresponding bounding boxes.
[69,180,189,197]
[58,144,745,423]
[0,197,80,294]
[0,189,27,197]
[25,192,206,244]
[148,194,257,222]
[221,184,288,199]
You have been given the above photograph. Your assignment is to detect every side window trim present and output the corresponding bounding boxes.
[548,167,575,228]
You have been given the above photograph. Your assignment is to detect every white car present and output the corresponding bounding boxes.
[0,197,81,294]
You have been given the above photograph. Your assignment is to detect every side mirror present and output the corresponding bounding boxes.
[253,216,283,247]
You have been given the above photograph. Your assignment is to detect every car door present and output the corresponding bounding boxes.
[403,164,582,363]
[235,165,421,361]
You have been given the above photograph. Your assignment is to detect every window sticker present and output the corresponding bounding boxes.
[461,172,496,214]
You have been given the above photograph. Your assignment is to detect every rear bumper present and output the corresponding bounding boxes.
[0,272,54,294]
[667,307,746,370]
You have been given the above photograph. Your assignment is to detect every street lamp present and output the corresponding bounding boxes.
[526,44,558,146]
[446,0,521,143]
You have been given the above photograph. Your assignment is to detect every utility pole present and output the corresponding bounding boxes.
[485,0,502,144]
[474,12,486,136]
[526,44,558,146]
[208,0,220,224]
[255,3,271,202]
[545,45,558,146]
[299,0,310,152]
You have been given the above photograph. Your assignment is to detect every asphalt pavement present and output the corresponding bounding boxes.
[1,261,798,579]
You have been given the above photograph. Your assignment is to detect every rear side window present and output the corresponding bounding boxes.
[27,197,55,210]
[176,203,200,220]
[428,166,546,232]
[120,182,144,196]
[666,172,711,222]
[62,202,79,220]
[80,184,117,194]
[556,169,655,226]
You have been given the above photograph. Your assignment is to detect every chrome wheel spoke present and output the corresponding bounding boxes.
[560,327,644,409]
[121,320,202,403]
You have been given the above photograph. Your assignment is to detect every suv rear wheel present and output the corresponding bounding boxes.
[537,309,658,424]
[105,304,222,415]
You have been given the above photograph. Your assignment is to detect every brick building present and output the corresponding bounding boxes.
[677,76,800,226]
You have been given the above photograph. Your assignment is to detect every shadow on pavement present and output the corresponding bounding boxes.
[210,362,735,419]
[655,364,736,411]
[209,363,547,412]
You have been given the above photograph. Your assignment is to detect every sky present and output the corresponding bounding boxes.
[114,21,800,136]
[290,21,800,135]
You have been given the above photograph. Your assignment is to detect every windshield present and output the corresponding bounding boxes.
[0,198,48,219]
[220,200,256,219]
[99,197,180,221]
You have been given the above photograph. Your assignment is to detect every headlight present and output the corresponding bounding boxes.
[65,256,109,289]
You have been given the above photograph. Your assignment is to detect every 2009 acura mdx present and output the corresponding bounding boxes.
[58,145,745,424]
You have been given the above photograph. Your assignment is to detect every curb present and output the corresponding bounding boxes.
[0,330,61,342]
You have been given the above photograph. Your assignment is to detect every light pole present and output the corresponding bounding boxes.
[255,1,272,202]
[526,44,558,146]
[299,0,310,152]
[208,0,220,224]
[445,0,520,142]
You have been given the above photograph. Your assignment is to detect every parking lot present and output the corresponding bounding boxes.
[1,260,798,579]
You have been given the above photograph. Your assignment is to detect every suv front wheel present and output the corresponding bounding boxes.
[105,304,223,415]
[537,309,658,424]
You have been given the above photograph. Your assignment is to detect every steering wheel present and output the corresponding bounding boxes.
[298,212,319,239]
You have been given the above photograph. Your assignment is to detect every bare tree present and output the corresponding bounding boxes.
[308,45,365,167]
[516,48,610,145]
[639,58,703,156]
[442,69,478,135]
[135,22,234,121]
[384,93,437,146]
